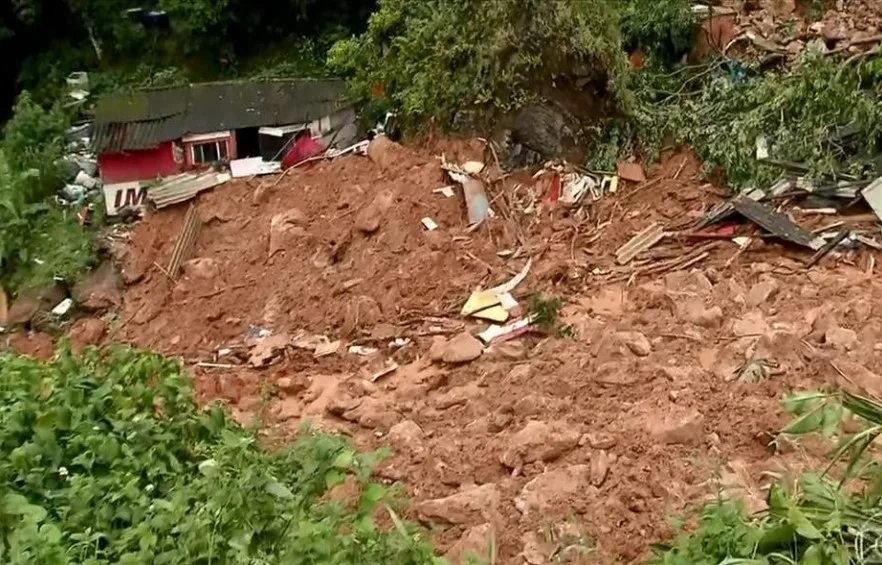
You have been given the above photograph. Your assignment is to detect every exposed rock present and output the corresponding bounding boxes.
[417,483,502,525]
[677,296,723,328]
[68,318,107,352]
[747,280,779,308]
[445,523,495,565]
[367,136,405,170]
[649,409,705,446]
[268,208,307,258]
[515,465,591,516]
[355,190,395,235]
[583,432,617,450]
[521,532,547,565]
[833,361,882,398]
[276,375,307,395]
[183,257,220,279]
[7,283,66,325]
[487,340,526,360]
[434,383,481,410]
[428,336,448,362]
[591,450,612,487]
[733,311,770,337]
[325,391,362,417]
[616,331,652,357]
[825,327,858,351]
[499,420,581,468]
[72,262,123,312]
[387,420,426,459]
[341,396,399,429]
[442,332,484,364]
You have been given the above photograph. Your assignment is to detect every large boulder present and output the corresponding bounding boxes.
[7,283,66,325]
[72,262,123,312]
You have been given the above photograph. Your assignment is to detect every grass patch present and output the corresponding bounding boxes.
[0,346,441,564]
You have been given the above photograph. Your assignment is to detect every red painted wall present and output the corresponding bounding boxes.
[98,141,180,183]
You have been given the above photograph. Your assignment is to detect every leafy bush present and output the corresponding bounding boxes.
[2,92,69,204]
[620,0,695,64]
[0,347,441,564]
[329,0,630,131]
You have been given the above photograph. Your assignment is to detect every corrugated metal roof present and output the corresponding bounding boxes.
[93,79,348,153]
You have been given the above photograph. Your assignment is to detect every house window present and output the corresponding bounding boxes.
[190,140,229,165]
[190,139,227,165]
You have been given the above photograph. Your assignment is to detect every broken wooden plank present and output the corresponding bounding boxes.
[167,203,201,280]
[731,196,825,250]
[616,223,665,265]
[806,229,850,268]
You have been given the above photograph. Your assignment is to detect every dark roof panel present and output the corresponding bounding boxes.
[93,79,348,152]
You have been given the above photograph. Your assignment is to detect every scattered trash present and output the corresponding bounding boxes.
[461,258,532,317]
[616,223,665,265]
[314,339,342,358]
[560,172,597,206]
[148,172,231,210]
[471,305,510,323]
[246,325,272,339]
[731,196,824,250]
[806,229,850,267]
[421,217,439,231]
[478,315,537,344]
[230,157,281,178]
[349,345,379,356]
[248,334,290,367]
[389,338,411,349]
[462,161,485,175]
[461,177,490,225]
[434,186,455,198]
[51,298,74,317]
[370,359,399,382]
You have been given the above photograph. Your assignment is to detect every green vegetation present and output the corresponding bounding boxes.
[0,346,440,564]
[329,0,631,130]
[0,95,96,295]
[653,389,882,563]
[605,52,882,189]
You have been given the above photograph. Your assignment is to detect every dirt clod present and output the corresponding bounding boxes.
[69,318,107,352]
[515,465,591,517]
[649,408,705,446]
[825,326,858,351]
[499,420,581,468]
[616,331,652,357]
[442,332,484,364]
[417,483,502,525]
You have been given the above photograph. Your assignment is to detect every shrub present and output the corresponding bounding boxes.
[0,346,442,564]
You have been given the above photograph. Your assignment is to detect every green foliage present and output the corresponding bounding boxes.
[620,0,695,64]
[2,92,68,203]
[0,93,94,294]
[0,347,442,564]
[611,51,882,188]
[330,0,630,131]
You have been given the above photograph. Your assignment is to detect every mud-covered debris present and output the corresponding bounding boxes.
[515,465,591,516]
[72,262,123,312]
[649,408,705,446]
[248,334,290,367]
[825,326,858,351]
[442,332,484,364]
[732,196,824,250]
[69,318,107,352]
[417,483,502,525]
[434,383,481,410]
[616,162,646,183]
[583,432,617,450]
[591,450,613,487]
[268,208,307,258]
[445,523,494,565]
[387,420,426,459]
[747,279,779,308]
[616,331,652,357]
[616,223,665,265]
[499,420,581,468]
[428,336,448,361]
[478,315,536,344]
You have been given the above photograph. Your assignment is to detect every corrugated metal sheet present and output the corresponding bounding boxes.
[148,171,232,209]
[93,79,347,154]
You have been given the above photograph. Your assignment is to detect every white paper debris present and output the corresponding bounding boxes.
[421,217,439,231]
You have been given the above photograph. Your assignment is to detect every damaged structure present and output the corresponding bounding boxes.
[92,78,357,214]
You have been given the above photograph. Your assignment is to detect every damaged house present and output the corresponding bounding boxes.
[93,78,356,213]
